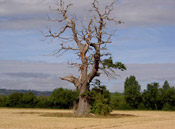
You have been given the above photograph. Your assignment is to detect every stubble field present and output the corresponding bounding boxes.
[0,108,175,129]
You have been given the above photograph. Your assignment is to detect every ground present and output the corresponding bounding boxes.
[0,108,174,129]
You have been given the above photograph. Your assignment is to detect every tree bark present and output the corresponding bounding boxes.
[74,83,90,117]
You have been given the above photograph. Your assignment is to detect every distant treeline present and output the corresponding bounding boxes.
[0,89,52,96]
[0,88,77,109]
[0,76,175,111]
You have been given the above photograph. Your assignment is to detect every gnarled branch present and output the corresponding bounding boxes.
[60,75,79,88]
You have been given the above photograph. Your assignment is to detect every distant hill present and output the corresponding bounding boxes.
[0,89,52,96]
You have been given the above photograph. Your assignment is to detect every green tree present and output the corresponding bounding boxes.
[0,95,7,107]
[35,96,50,108]
[163,80,170,91]
[159,80,170,109]
[163,87,175,110]
[21,92,37,108]
[124,76,141,109]
[110,92,131,110]
[142,82,161,110]
[110,92,123,109]
[6,92,23,107]
[49,88,78,109]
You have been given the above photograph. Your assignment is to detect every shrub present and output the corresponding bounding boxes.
[21,92,38,108]
[89,84,112,116]
[162,103,175,111]
[49,88,78,109]
[0,95,7,107]
[6,92,23,107]
[35,96,50,108]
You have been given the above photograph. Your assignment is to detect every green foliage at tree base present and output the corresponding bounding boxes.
[89,80,112,116]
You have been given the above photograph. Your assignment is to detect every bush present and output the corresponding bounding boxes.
[35,96,50,108]
[110,92,125,109]
[21,92,38,108]
[90,85,112,116]
[115,101,133,110]
[49,88,78,109]
[0,95,7,107]
[6,92,23,107]
[138,102,148,110]
[162,103,175,111]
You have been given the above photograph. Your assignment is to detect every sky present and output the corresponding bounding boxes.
[0,0,175,92]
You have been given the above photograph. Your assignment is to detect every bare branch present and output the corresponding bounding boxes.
[46,25,71,38]
[68,62,81,69]
[60,43,79,51]
[47,15,65,23]
[99,67,116,79]
[46,0,124,93]
[103,0,116,17]
[60,75,79,88]
[71,22,82,49]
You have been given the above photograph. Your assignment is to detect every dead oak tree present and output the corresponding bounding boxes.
[45,0,126,116]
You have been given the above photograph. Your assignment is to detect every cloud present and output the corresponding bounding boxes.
[0,77,74,91]
[0,60,78,75]
[0,0,174,30]
[0,18,49,30]
[0,0,52,30]
[0,60,78,91]
[2,72,52,79]
[115,0,175,27]
[0,60,77,91]
[0,0,51,16]
[116,64,175,81]
[0,60,175,92]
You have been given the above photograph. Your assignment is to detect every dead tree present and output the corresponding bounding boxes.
[45,0,126,116]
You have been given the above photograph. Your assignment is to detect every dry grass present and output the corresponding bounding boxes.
[0,108,175,129]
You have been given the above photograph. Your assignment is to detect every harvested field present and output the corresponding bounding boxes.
[0,108,175,129]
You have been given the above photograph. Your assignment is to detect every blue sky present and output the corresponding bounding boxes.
[112,25,175,64]
[0,0,175,64]
[0,0,175,91]
[1,25,175,64]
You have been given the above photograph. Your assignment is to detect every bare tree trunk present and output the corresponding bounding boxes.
[75,83,90,117]
[75,95,89,116]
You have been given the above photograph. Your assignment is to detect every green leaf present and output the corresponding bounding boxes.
[101,57,126,71]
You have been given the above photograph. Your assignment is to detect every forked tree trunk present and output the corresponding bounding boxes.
[75,83,90,117]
